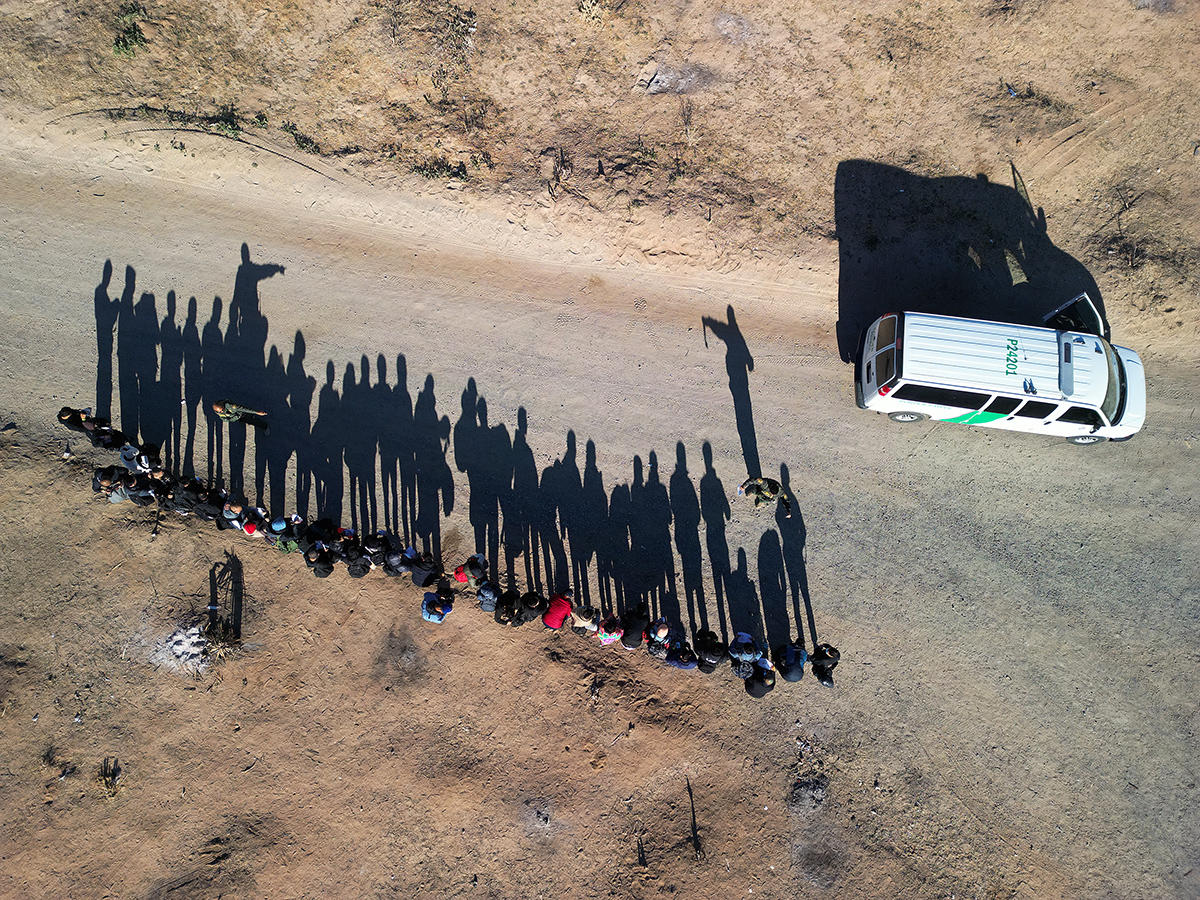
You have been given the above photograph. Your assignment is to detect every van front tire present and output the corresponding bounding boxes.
[888,411,928,423]
[1067,434,1108,445]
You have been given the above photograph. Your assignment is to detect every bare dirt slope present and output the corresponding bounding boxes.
[0,119,1198,898]
[0,0,1197,351]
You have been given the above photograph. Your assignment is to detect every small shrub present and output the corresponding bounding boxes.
[97,757,123,797]
[252,111,268,128]
[412,156,468,179]
[281,121,320,154]
[211,103,241,138]
[112,3,148,58]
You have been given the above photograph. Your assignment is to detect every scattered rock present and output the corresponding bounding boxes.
[638,63,716,95]
[714,12,751,43]
[523,797,553,830]
[788,774,829,812]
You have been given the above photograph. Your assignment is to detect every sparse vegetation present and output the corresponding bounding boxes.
[97,757,123,797]
[577,0,608,23]
[112,2,149,58]
[281,121,320,154]
[41,745,77,780]
[412,156,468,179]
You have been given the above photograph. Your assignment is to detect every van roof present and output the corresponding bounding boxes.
[900,312,1109,406]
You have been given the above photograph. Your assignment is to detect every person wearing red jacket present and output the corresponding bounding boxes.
[542,588,574,630]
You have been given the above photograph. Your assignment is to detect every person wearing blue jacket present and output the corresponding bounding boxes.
[422,590,453,623]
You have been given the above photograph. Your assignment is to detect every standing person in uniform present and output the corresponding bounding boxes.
[737,476,792,517]
[212,400,269,431]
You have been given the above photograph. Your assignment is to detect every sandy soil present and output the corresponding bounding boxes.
[1,0,1198,347]
[0,114,1197,899]
[2,0,1200,885]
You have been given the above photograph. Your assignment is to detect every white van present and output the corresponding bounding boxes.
[855,296,1146,444]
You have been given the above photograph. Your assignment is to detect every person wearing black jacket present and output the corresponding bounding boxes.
[304,547,335,578]
[745,663,776,698]
[620,603,650,650]
[775,641,808,682]
[810,643,840,687]
[694,629,729,674]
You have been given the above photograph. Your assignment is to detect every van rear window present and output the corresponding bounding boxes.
[877,316,896,348]
[893,384,987,410]
[876,348,896,386]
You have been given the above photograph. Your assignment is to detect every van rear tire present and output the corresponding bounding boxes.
[888,411,928,423]
[1067,434,1108,445]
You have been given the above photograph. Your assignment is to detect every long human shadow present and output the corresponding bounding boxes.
[89,248,832,667]
[699,441,733,642]
[777,463,818,648]
[412,374,454,558]
[343,355,379,534]
[94,260,118,422]
[180,296,203,480]
[834,160,1105,362]
[701,305,760,480]
[671,441,707,634]
[224,244,278,497]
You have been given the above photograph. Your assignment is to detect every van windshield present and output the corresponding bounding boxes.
[1100,340,1124,423]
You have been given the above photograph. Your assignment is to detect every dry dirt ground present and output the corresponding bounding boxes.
[0,3,1198,896]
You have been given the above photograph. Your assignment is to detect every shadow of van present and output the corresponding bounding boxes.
[833,160,1104,362]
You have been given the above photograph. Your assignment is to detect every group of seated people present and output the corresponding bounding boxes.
[64,405,840,697]
[67,406,443,582]
[426,553,841,696]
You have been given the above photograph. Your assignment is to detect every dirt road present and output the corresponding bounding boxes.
[1,120,1197,897]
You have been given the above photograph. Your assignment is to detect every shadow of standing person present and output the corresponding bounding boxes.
[256,345,291,512]
[344,356,379,535]
[506,407,539,590]
[699,442,733,641]
[554,431,583,596]
[375,355,400,537]
[115,267,139,441]
[776,463,817,650]
[201,297,226,486]
[130,291,163,451]
[603,477,632,616]
[181,296,202,479]
[157,291,184,473]
[643,450,678,624]
[93,260,118,421]
[311,361,344,522]
[453,379,481,543]
[537,451,570,594]
[476,398,510,582]
[670,441,707,634]
[574,439,608,607]
[725,547,760,640]
[393,354,417,544]
[287,332,316,518]
[757,529,791,653]
[701,305,760,480]
[413,373,454,559]
[224,244,277,498]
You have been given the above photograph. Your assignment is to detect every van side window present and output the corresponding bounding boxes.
[1057,406,1104,427]
[1012,400,1058,419]
[893,384,987,410]
[984,396,1022,415]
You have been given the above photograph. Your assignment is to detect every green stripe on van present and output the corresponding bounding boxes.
[941,410,1007,425]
